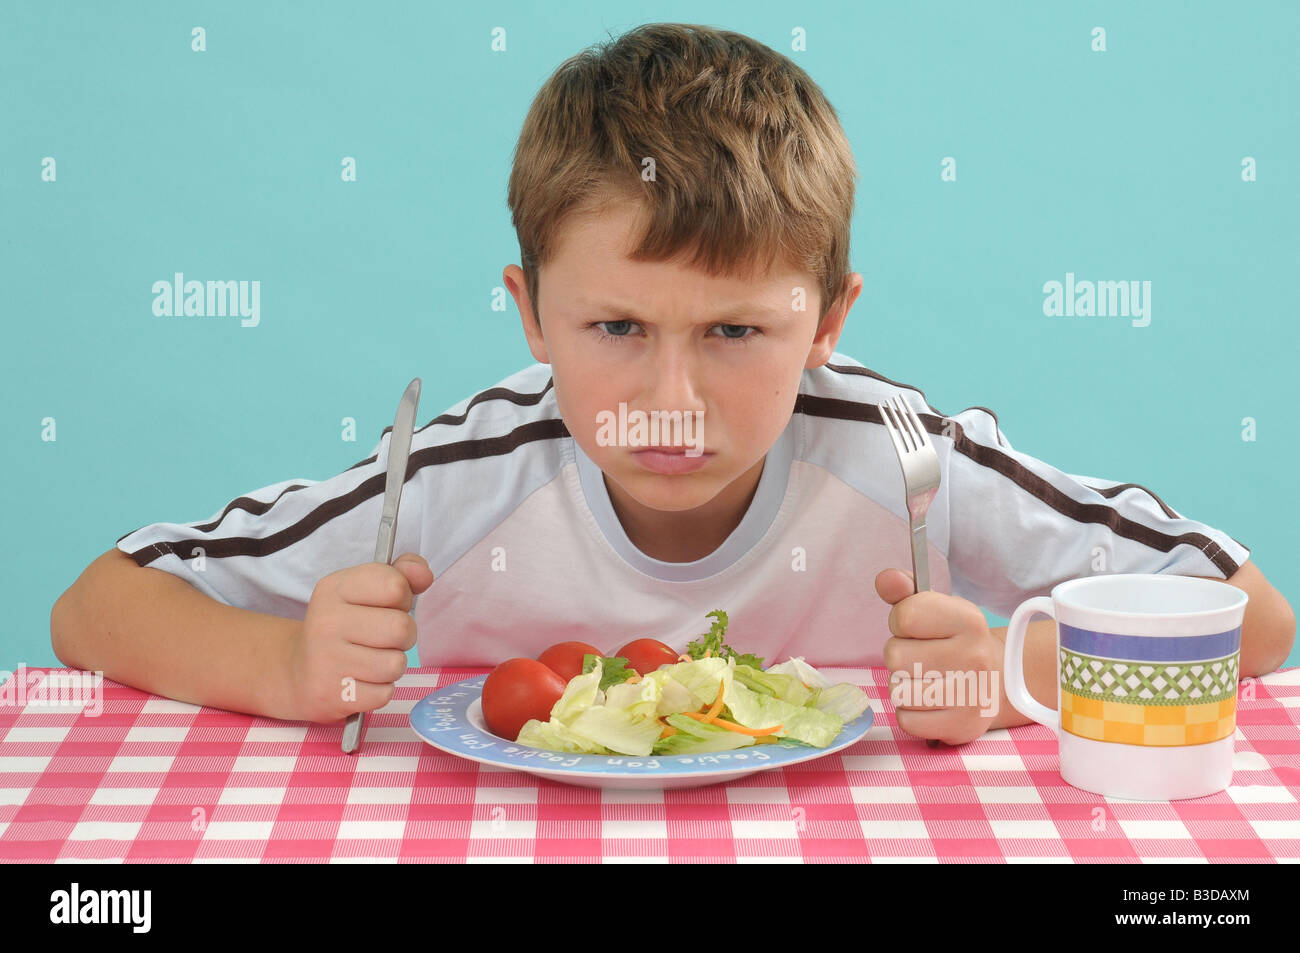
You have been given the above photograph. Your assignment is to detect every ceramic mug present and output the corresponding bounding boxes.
[1003,573,1247,800]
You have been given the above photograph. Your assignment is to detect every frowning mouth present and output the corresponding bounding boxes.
[630,447,714,474]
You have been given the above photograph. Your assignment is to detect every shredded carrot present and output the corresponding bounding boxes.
[627,674,642,683]
[677,654,691,662]
[704,649,712,658]
[680,711,782,736]
[702,680,726,723]
[659,722,677,738]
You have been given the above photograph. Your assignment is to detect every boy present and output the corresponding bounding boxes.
[51,23,1294,746]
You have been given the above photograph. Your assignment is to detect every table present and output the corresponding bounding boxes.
[2,665,1297,862]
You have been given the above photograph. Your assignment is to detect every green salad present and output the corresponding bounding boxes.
[515,610,872,756]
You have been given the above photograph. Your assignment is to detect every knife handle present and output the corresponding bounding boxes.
[342,711,365,753]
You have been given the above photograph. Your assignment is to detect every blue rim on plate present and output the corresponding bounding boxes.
[409,674,876,783]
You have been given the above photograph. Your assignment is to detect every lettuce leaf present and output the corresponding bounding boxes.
[515,717,607,753]
[603,674,661,719]
[684,610,765,669]
[733,664,813,707]
[582,653,635,690]
[809,682,872,724]
[763,656,832,689]
[652,713,757,754]
[550,658,605,723]
[567,705,664,756]
[644,668,697,716]
[655,656,732,710]
[722,678,844,747]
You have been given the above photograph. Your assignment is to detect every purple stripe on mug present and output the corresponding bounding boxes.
[1059,623,1242,662]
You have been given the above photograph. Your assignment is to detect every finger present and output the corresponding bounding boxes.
[895,706,968,743]
[337,604,418,651]
[393,553,435,594]
[337,562,417,612]
[881,633,958,678]
[340,640,410,686]
[887,590,984,640]
[887,670,960,712]
[874,568,916,606]
[334,678,398,719]
[888,666,1002,720]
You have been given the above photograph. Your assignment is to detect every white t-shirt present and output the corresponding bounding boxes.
[116,352,1251,667]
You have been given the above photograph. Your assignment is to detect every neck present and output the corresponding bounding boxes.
[603,455,766,563]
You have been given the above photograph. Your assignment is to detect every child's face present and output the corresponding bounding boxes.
[504,198,859,515]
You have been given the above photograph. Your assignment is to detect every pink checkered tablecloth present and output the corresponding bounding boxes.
[1,665,1297,863]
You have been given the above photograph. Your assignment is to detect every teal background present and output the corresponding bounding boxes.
[2,2,1296,673]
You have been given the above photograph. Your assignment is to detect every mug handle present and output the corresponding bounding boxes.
[1003,596,1059,736]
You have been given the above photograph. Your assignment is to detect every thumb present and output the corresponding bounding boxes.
[393,552,435,595]
[874,568,916,606]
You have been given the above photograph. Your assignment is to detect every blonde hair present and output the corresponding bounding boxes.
[506,22,858,326]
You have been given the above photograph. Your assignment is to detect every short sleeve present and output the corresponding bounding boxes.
[943,406,1250,618]
[115,429,423,621]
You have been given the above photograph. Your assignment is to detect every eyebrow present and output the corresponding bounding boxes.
[585,301,782,322]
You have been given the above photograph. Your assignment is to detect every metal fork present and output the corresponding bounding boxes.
[877,393,943,747]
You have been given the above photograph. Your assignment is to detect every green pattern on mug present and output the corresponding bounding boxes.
[1059,648,1239,706]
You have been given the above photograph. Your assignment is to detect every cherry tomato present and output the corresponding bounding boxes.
[537,641,604,682]
[481,658,567,742]
[616,638,681,676]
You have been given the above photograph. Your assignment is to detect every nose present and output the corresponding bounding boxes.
[642,341,707,419]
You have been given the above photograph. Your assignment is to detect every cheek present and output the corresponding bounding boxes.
[554,381,610,444]
[772,362,805,406]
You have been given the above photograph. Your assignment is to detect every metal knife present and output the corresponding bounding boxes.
[341,377,422,754]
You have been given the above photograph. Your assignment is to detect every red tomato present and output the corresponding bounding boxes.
[616,638,681,676]
[481,658,567,742]
[537,641,604,682]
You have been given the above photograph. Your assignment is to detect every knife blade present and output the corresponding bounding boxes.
[341,377,422,754]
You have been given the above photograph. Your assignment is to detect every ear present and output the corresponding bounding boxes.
[503,264,550,364]
[806,272,864,369]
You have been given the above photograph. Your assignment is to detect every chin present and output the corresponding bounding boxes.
[616,471,721,511]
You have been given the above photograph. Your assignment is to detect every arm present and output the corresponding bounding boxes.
[51,548,299,720]
[988,618,1056,730]
[1191,559,1295,677]
[986,559,1296,731]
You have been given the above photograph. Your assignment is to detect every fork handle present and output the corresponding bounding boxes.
[908,520,941,747]
[909,522,930,593]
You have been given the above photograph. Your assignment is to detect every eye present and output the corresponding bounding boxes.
[710,324,760,344]
[584,320,762,345]
[587,320,643,343]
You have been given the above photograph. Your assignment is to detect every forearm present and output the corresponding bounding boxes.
[1237,592,1295,678]
[51,548,299,721]
[988,618,1058,730]
[1193,562,1295,677]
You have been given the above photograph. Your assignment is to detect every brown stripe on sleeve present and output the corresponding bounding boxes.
[793,392,1245,578]
[1081,481,1183,521]
[348,377,555,471]
[120,416,571,569]
[824,363,950,417]
[116,378,557,557]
